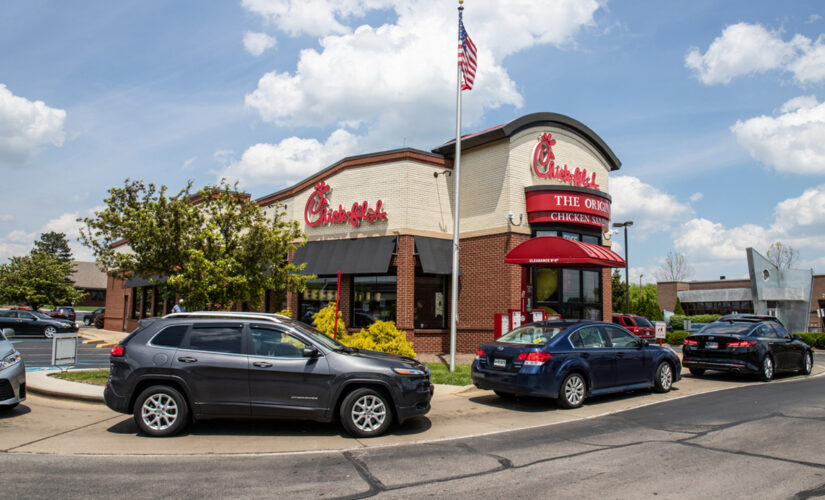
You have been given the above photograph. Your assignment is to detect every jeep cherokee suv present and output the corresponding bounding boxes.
[104,312,433,437]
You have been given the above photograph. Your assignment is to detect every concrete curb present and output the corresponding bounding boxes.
[26,369,105,403]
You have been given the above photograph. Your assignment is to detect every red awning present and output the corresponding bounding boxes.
[504,236,626,268]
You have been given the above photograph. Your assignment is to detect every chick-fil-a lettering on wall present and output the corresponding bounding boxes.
[531,132,600,190]
[304,181,388,228]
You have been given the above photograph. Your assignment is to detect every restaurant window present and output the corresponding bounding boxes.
[298,276,338,325]
[414,274,448,329]
[533,227,600,245]
[352,274,397,328]
[533,268,601,320]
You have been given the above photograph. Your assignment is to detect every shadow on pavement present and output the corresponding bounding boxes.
[470,386,684,412]
[106,414,432,438]
[0,404,32,418]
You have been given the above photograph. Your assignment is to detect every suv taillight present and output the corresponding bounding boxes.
[516,352,552,366]
[110,345,124,357]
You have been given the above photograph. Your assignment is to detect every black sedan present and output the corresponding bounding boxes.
[472,320,681,408]
[682,314,813,381]
[0,309,77,338]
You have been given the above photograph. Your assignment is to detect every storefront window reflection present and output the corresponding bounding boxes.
[352,275,397,328]
[414,274,448,329]
[299,276,338,325]
[533,267,602,320]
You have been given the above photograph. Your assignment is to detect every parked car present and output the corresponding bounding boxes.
[85,307,105,326]
[49,305,76,323]
[104,312,433,438]
[682,314,813,381]
[472,320,681,408]
[0,309,78,338]
[0,328,25,410]
[612,314,655,339]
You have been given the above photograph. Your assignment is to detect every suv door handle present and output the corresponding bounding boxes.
[253,361,272,368]
[177,356,197,363]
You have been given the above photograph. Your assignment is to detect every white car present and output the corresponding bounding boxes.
[0,328,25,410]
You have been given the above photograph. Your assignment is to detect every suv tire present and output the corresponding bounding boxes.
[339,387,393,438]
[134,385,189,437]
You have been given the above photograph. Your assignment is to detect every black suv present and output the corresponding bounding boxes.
[104,312,433,437]
[682,314,813,381]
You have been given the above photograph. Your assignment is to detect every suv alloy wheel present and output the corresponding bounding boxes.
[340,387,393,438]
[134,385,190,437]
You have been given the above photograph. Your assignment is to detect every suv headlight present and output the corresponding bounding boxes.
[0,351,21,369]
[393,367,426,376]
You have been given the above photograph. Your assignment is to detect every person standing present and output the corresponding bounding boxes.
[172,299,185,313]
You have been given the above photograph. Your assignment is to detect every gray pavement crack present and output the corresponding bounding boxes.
[3,415,122,452]
[792,481,825,499]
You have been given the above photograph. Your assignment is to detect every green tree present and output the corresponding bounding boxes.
[32,231,73,265]
[78,178,311,311]
[0,252,87,310]
[674,297,685,315]
[611,269,626,313]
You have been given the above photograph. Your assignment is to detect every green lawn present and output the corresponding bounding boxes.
[53,369,109,386]
[425,363,472,386]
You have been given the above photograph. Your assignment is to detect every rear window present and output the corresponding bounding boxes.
[188,326,243,354]
[498,324,564,345]
[150,325,189,348]
[634,317,652,327]
[698,323,752,336]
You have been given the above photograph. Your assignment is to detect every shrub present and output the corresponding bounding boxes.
[94,314,104,329]
[666,330,691,345]
[276,308,293,318]
[797,332,825,349]
[312,302,347,339]
[341,320,416,358]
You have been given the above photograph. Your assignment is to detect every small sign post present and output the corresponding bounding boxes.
[51,332,78,371]
[654,321,667,346]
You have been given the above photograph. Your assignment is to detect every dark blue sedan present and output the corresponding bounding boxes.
[472,320,681,408]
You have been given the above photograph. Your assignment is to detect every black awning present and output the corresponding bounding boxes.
[415,237,458,275]
[123,275,168,289]
[292,236,396,275]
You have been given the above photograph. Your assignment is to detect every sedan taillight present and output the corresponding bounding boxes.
[727,340,757,348]
[517,352,552,366]
[475,348,485,361]
[684,338,699,346]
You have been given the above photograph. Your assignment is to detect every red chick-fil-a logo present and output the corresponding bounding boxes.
[531,133,600,190]
[304,181,388,228]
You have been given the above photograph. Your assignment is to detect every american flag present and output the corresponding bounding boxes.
[458,10,477,91]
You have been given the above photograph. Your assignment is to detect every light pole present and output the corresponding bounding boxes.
[613,221,633,314]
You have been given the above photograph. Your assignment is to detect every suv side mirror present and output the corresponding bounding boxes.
[792,334,802,341]
[638,339,648,348]
[302,347,320,357]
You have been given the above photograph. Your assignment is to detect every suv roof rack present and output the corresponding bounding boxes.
[162,311,292,324]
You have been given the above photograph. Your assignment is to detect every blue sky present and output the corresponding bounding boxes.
[2,0,824,285]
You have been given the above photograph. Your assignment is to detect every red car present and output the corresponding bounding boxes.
[612,314,655,339]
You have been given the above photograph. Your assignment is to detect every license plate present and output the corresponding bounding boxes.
[493,358,506,368]
[705,341,718,349]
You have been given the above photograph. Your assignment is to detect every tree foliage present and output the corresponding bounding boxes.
[766,241,799,269]
[611,269,626,314]
[32,231,73,265]
[78,178,311,311]
[630,283,663,321]
[655,251,692,281]
[0,252,86,309]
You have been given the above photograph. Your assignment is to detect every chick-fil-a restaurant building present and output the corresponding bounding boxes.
[108,113,626,353]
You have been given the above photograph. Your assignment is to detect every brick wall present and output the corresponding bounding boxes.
[396,235,415,331]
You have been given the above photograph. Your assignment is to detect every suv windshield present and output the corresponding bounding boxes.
[498,324,564,345]
[698,323,752,336]
[286,320,347,351]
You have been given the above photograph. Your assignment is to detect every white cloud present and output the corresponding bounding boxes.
[216,129,359,187]
[0,214,13,222]
[243,31,277,56]
[182,156,197,170]
[609,176,693,236]
[773,183,825,232]
[0,208,100,263]
[239,0,602,183]
[674,218,771,261]
[731,95,825,175]
[807,14,822,24]
[0,84,66,167]
[689,192,703,202]
[686,23,825,86]
[685,23,800,85]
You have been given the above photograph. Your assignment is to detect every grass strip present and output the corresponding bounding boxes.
[425,362,472,386]
[52,369,109,386]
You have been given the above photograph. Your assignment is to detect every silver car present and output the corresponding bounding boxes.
[0,328,25,410]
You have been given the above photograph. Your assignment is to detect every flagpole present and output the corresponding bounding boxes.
[449,0,464,373]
